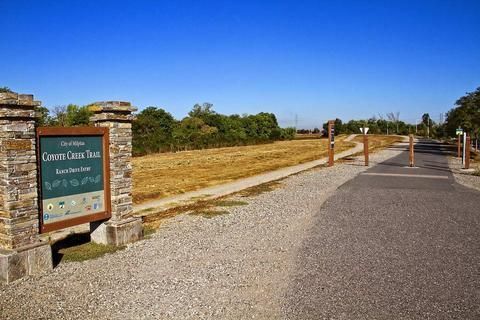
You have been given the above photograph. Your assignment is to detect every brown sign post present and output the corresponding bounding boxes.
[328,120,335,167]
[363,134,369,166]
[457,136,461,158]
[361,127,369,166]
[409,134,415,167]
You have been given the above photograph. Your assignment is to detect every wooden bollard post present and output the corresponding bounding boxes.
[328,120,335,167]
[409,134,415,167]
[363,133,369,166]
[465,135,471,169]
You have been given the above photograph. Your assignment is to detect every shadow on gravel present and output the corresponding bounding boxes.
[51,233,91,267]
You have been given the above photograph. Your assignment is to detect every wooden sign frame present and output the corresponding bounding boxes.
[36,127,111,233]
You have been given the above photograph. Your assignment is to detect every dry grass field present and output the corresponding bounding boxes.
[353,134,405,152]
[132,138,355,203]
[294,133,322,140]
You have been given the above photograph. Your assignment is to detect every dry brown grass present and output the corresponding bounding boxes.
[295,133,322,140]
[133,139,355,204]
[353,135,405,153]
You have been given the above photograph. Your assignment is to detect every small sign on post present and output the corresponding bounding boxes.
[328,120,335,167]
[360,127,369,166]
[409,134,415,167]
[456,128,463,158]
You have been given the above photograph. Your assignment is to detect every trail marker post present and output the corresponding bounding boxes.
[462,132,467,165]
[328,120,335,167]
[409,134,415,167]
[360,127,369,166]
[465,135,471,169]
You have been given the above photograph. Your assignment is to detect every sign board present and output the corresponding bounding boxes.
[456,128,463,136]
[37,127,111,233]
[360,127,369,134]
[330,126,335,147]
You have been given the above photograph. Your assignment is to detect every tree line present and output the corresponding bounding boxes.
[133,103,296,155]
[320,116,415,136]
[444,87,480,139]
[6,94,296,156]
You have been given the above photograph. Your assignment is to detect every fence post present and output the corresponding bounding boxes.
[89,101,143,246]
[0,92,52,283]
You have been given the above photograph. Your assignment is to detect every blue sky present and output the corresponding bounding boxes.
[1,0,479,128]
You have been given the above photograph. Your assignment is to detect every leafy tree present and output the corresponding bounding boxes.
[65,104,92,126]
[36,106,50,126]
[173,117,218,150]
[132,107,176,155]
[445,87,480,138]
[322,118,344,136]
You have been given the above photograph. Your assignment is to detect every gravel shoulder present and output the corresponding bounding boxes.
[0,145,404,320]
[448,156,480,191]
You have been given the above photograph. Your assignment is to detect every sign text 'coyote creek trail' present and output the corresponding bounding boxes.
[37,128,111,232]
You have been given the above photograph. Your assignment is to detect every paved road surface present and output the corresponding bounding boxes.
[284,140,480,319]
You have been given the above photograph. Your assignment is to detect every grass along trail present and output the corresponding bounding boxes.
[132,138,354,204]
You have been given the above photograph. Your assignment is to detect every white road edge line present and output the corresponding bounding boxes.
[360,172,449,179]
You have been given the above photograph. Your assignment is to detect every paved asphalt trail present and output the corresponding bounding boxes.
[284,141,480,319]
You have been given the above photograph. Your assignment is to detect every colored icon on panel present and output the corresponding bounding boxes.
[59,201,65,209]
[71,200,77,206]
[85,205,92,211]
[47,203,54,211]
[82,197,87,204]
[43,213,50,221]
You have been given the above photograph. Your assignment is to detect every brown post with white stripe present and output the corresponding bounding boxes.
[328,120,334,167]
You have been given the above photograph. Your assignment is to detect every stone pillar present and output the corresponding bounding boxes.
[0,92,52,283]
[88,101,143,245]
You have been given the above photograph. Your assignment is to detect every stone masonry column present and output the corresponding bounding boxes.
[0,92,52,283]
[89,101,143,245]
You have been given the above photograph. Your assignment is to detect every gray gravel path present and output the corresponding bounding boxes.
[0,145,403,319]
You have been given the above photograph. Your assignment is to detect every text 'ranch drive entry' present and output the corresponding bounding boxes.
[37,127,111,233]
